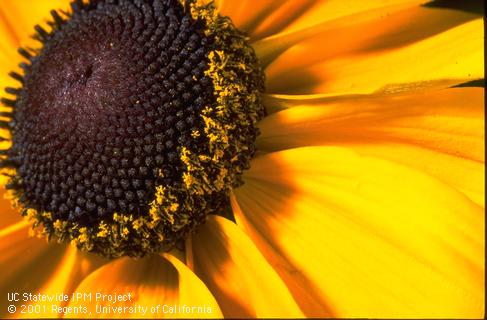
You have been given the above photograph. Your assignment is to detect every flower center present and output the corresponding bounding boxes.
[0,0,265,258]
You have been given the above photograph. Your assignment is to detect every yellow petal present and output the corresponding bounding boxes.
[191,215,303,318]
[262,14,482,94]
[257,87,484,205]
[0,0,70,46]
[0,0,72,101]
[0,8,20,70]
[345,143,484,207]
[0,19,21,94]
[68,254,222,319]
[234,146,484,318]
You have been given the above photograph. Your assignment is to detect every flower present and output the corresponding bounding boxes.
[0,0,484,318]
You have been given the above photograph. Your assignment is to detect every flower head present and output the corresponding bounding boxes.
[0,0,484,318]
[1,0,266,258]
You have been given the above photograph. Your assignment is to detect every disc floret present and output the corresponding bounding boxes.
[0,0,264,258]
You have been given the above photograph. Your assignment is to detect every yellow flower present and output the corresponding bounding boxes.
[0,0,484,318]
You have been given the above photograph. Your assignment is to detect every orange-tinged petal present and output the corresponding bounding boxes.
[68,254,222,319]
[0,214,105,319]
[235,0,317,41]
[218,0,426,41]
[228,194,334,317]
[191,215,303,318]
[0,188,23,229]
[216,0,281,39]
[234,146,484,318]
[257,87,484,205]
[164,254,223,318]
[0,220,49,287]
[0,9,20,47]
[280,0,424,34]
[217,0,279,34]
[8,247,105,319]
[162,253,223,317]
[254,1,429,67]
[0,244,66,319]
[1,189,41,288]
[263,16,482,94]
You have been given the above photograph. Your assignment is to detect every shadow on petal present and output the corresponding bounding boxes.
[0,188,24,229]
[217,0,316,41]
[68,254,222,318]
[258,6,482,94]
[0,243,64,318]
[190,215,304,318]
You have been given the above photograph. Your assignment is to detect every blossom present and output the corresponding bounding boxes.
[0,0,484,318]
